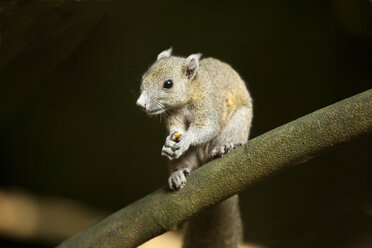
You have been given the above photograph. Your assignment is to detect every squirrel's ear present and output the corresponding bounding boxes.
[185,53,202,80]
[157,47,173,60]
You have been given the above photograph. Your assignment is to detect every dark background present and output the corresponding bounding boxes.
[0,0,371,247]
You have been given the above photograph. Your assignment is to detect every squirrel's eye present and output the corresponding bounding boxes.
[163,80,173,89]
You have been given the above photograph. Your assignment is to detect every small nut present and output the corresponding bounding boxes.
[171,132,181,142]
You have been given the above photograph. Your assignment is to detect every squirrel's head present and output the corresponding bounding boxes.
[136,48,202,115]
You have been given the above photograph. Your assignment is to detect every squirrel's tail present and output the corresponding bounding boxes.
[182,194,242,248]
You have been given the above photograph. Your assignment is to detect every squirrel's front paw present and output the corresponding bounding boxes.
[161,132,190,160]
[168,168,190,190]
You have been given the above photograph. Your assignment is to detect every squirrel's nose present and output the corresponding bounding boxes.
[136,94,147,110]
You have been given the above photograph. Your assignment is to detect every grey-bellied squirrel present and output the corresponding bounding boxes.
[137,48,253,248]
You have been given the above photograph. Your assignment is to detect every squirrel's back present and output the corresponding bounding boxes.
[192,57,252,128]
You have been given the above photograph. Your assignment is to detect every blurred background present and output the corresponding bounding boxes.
[0,0,371,247]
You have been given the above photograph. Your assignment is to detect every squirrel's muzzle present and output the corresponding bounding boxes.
[136,94,147,111]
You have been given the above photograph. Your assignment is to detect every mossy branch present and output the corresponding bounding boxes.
[57,90,372,248]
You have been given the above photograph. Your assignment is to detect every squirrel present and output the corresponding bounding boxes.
[136,48,253,248]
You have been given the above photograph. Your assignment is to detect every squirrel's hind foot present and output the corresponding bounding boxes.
[211,143,242,158]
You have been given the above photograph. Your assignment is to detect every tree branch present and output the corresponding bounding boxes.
[57,89,372,248]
